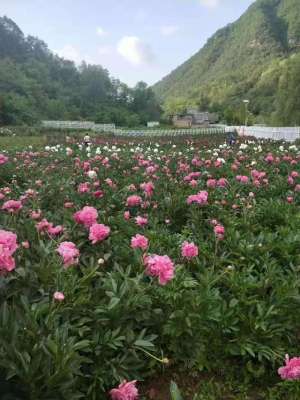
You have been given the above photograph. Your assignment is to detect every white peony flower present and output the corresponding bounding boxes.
[87,170,97,179]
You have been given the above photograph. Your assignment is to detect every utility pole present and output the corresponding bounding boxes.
[243,99,250,126]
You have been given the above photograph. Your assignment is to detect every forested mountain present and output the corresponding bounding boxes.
[0,16,161,126]
[154,0,300,125]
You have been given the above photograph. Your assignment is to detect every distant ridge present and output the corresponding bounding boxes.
[153,0,300,125]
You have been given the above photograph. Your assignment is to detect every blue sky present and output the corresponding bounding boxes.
[1,0,255,87]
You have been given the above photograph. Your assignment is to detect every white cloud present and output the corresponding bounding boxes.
[117,36,155,66]
[98,45,113,56]
[96,27,107,37]
[160,25,179,36]
[55,45,82,64]
[199,0,220,8]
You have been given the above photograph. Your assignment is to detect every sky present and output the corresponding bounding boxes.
[1,0,255,87]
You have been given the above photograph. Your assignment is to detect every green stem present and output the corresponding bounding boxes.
[135,347,169,364]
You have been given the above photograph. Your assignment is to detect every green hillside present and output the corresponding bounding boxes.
[0,16,160,126]
[154,0,300,125]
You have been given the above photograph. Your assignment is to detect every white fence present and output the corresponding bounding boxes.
[238,126,300,142]
[113,127,224,137]
[93,124,116,132]
[41,121,115,132]
[41,121,225,137]
[41,121,300,141]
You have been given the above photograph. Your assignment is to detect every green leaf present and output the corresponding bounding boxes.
[73,340,91,351]
[229,298,239,308]
[134,339,155,349]
[108,297,120,310]
[170,381,183,400]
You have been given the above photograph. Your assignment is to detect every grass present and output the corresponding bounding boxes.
[0,136,47,150]
[142,371,300,399]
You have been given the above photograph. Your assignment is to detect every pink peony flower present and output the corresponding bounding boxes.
[135,216,148,227]
[291,171,299,178]
[190,172,201,180]
[207,179,217,189]
[74,206,98,228]
[141,200,150,209]
[217,178,228,188]
[124,211,131,220]
[187,191,208,205]
[57,241,80,268]
[83,161,91,171]
[144,254,174,285]
[53,291,65,302]
[2,187,11,195]
[181,241,199,259]
[89,224,110,244]
[214,224,225,240]
[214,160,222,168]
[93,190,104,199]
[131,234,149,250]
[0,229,18,273]
[146,165,156,175]
[278,355,300,380]
[30,210,42,220]
[192,158,202,167]
[251,170,266,181]
[2,200,22,213]
[140,182,155,197]
[78,182,90,193]
[105,178,115,187]
[126,195,142,207]
[36,219,51,233]
[48,225,64,236]
[265,154,274,163]
[0,154,9,165]
[295,184,300,192]
[236,175,249,184]
[110,380,138,400]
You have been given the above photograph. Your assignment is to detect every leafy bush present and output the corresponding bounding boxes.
[0,137,300,398]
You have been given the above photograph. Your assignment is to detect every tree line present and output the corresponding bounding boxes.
[0,16,161,127]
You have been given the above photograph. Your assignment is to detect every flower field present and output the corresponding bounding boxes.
[1,136,300,399]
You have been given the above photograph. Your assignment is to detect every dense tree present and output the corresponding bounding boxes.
[162,97,195,121]
[154,0,300,126]
[0,16,161,126]
[273,53,300,125]
[129,82,161,124]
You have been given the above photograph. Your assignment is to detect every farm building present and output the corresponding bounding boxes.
[147,121,160,128]
[172,115,193,128]
[173,108,218,128]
